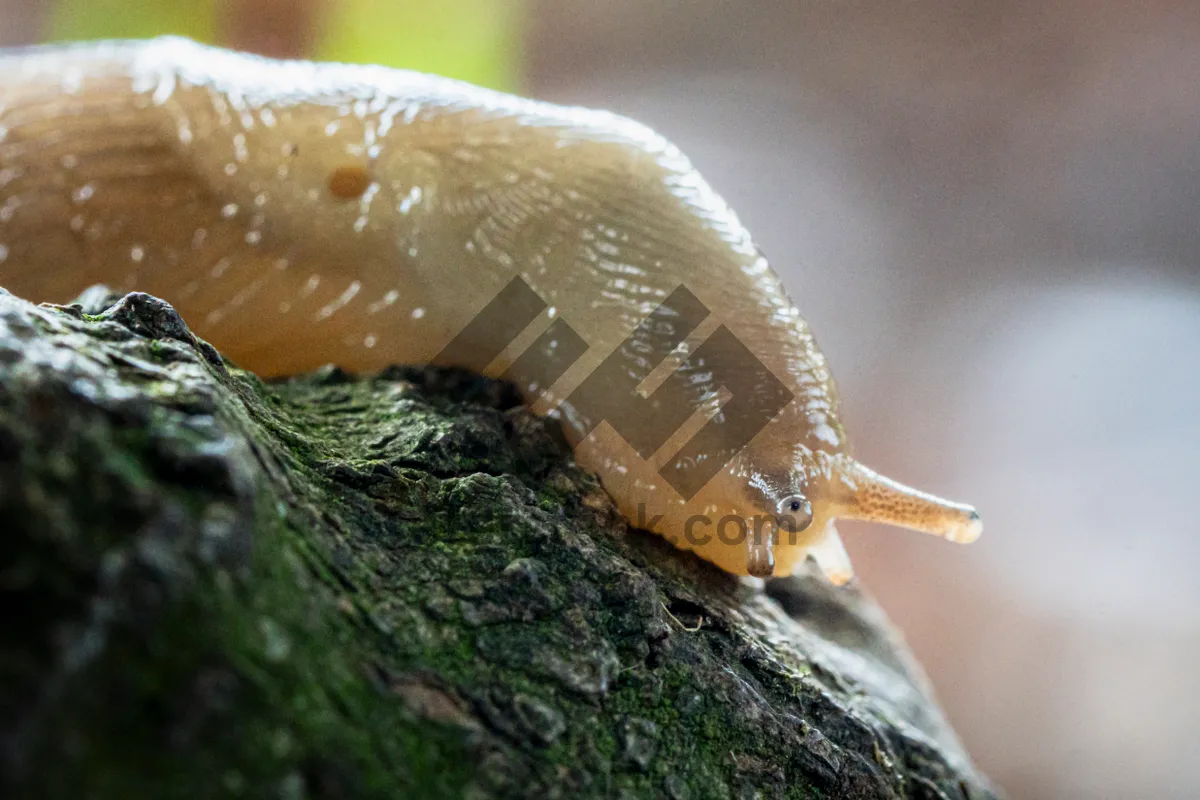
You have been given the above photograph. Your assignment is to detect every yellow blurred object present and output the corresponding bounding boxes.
[41,0,525,92]
[314,0,526,91]
[46,0,219,44]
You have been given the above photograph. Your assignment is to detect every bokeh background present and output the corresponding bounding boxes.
[3,2,1198,797]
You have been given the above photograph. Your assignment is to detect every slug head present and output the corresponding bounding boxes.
[719,435,982,583]
[708,438,830,578]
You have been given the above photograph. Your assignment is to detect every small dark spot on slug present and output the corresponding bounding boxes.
[328,165,371,200]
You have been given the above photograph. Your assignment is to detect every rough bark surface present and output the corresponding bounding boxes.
[0,285,997,800]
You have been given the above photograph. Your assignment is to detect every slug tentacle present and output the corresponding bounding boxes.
[745,525,776,578]
[806,524,854,586]
[831,457,983,545]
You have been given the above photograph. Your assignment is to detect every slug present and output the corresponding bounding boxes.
[0,37,982,582]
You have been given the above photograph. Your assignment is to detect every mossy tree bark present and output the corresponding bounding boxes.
[0,286,997,799]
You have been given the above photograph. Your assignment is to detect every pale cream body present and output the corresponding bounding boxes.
[0,38,981,580]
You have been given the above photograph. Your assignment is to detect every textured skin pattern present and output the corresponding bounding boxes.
[0,38,980,578]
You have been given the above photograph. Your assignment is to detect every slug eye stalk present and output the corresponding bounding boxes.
[832,457,982,545]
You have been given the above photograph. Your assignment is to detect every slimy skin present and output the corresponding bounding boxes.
[0,38,982,581]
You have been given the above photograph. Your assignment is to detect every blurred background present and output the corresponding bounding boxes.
[3,1,1198,796]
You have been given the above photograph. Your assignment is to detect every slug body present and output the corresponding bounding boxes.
[0,38,981,581]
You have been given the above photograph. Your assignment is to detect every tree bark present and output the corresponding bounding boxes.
[0,285,998,799]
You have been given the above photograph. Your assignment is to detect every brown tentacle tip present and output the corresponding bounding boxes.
[746,547,775,578]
